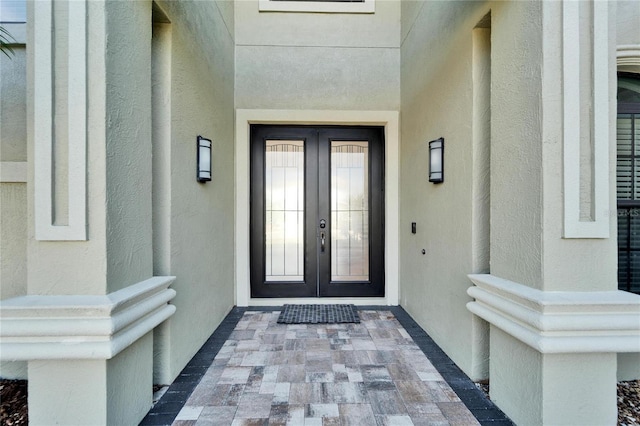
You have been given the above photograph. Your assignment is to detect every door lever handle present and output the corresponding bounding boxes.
[320,232,326,252]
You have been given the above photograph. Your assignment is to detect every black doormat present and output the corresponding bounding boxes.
[277,304,360,324]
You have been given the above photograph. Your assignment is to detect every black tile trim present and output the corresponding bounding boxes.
[140,305,512,426]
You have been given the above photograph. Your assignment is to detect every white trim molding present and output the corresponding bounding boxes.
[562,0,610,238]
[259,0,374,14]
[0,276,176,360]
[467,274,640,354]
[235,109,400,307]
[34,0,87,241]
[617,44,640,68]
[0,162,27,183]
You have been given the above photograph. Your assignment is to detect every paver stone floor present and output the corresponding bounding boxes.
[170,310,480,426]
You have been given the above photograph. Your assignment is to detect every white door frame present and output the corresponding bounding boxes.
[235,109,400,306]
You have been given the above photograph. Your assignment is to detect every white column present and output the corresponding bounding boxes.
[470,1,638,425]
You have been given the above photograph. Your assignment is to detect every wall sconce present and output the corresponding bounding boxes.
[429,137,444,184]
[197,136,212,183]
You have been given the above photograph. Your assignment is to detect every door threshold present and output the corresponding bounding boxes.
[245,297,390,307]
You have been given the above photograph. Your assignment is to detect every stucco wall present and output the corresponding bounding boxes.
[0,40,26,300]
[26,0,109,296]
[490,326,617,426]
[1,39,26,162]
[152,0,236,383]
[26,0,155,294]
[538,0,618,293]
[0,27,27,379]
[104,0,154,293]
[617,1,640,47]
[28,333,153,426]
[400,0,492,381]
[0,183,27,378]
[489,0,545,290]
[106,332,153,425]
[489,326,543,425]
[235,0,400,111]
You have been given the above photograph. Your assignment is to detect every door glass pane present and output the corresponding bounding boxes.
[265,140,304,282]
[331,141,369,282]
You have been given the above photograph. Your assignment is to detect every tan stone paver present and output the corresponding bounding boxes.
[173,311,480,426]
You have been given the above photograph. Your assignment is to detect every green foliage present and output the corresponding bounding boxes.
[0,26,16,58]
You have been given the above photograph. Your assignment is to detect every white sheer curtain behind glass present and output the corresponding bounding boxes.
[265,140,305,282]
[331,141,369,282]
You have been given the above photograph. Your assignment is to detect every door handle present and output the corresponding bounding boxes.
[320,232,325,252]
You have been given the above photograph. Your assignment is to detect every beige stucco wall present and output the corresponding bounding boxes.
[538,1,618,293]
[0,26,27,379]
[152,0,236,383]
[27,0,108,296]
[28,332,153,426]
[235,0,400,111]
[489,326,617,426]
[1,39,26,163]
[104,0,154,293]
[0,42,27,298]
[24,3,165,423]
[0,183,27,379]
[617,0,640,48]
[106,332,154,425]
[400,0,492,381]
[489,0,545,290]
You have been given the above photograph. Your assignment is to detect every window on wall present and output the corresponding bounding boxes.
[259,0,374,13]
[617,74,640,294]
[0,0,26,23]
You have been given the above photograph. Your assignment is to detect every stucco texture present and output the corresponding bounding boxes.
[0,42,27,300]
[234,0,400,112]
[0,41,27,299]
[0,34,28,381]
[489,0,544,290]
[152,0,236,383]
[617,1,640,47]
[0,184,26,300]
[400,0,492,381]
[538,0,618,292]
[0,184,28,379]
[27,0,109,295]
[104,0,154,293]
[28,333,153,426]
[1,47,26,162]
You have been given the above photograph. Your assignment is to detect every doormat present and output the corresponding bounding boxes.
[277,304,360,324]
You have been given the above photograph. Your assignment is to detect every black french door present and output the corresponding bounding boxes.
[250,125,385,298]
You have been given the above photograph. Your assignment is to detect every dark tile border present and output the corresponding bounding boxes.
[140,307,274,426]
[383,306,514,426]
[140,305,512,426]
